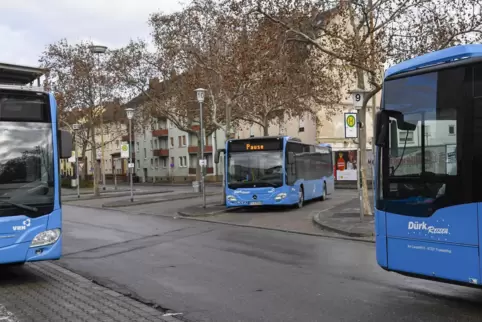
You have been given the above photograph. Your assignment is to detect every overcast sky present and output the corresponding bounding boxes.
[0,0,186,67]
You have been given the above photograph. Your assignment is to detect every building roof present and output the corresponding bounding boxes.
[0,62,47,85]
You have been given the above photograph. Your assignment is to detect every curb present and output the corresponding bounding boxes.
[177,206,240,218]
[63,190,171,202]
[312,213,375,240]
[103,193,218,208]
[177,215,375,244]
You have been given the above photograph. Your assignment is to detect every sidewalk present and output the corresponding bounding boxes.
[0,262,181,322]
[312,196,375,239]
[177,203,236,217]
[103,192,218,208]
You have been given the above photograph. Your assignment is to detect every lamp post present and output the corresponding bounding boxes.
[89,44,108,191]
[125,107,135,202]
[73,123,81,198]
[195,88,207,208]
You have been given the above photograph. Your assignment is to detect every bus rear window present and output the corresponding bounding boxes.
[0,90,50,122]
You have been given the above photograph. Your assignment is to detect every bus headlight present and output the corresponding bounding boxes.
[227,195,237,202]
[275,193,287,201]
[30,229,61,248]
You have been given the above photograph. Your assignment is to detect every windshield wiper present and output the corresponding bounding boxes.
[0,200,38,213]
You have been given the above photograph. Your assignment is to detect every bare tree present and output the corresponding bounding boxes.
[109,41,221,183]
[40,39,121,195]
[250,0,482,216]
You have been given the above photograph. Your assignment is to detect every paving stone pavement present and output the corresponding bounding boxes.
[0,262,182,322]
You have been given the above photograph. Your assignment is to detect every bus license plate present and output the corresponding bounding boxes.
[250,201,262,206]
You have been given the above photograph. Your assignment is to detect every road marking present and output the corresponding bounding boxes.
[0,305,17,322]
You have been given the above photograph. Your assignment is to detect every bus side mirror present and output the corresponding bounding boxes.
[215,148,225,164]
[287,152,295,164]
[375,111,389,147]
[58,130,73,159]
[375,110,416,147]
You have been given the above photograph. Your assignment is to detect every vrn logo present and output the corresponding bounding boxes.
[408,221,449,235]
[12,219,31,231]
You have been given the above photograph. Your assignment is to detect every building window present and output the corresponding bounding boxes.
[183,156,187,167]
[136,142,140,152]
[178,136,182,147]
[182,135,186,146]
[163,158,167,168]
[137,160,140,169]
[299,116,305,132]
[144,148,147,159]
[154,139,158,149]
[116,140,120,148]
[179,156,183,167]
[150,158,154,169]
[170,157,175,167]
[449,125,455,135]
[399,130,414,143]
[150,140,153,150]
[170,137,174,147]
[155,158,159,168]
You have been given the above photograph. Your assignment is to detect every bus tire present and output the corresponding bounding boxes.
[297,187,304,208]
[320,183,327,201]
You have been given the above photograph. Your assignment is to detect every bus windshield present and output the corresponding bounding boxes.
[0,122,54,217]
[227,150,284,188]
[380,67,463,216]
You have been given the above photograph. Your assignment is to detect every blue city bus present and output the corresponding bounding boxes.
[0,62,72,265]
[374,44,482,286]
[215,136,334,208]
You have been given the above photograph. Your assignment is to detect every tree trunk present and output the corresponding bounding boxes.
[356,68,373,216]
[221,103,232,205]
[263,117,269,136]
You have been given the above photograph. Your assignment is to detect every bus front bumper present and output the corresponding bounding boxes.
[0,234,62,264]
[226,195,295,207]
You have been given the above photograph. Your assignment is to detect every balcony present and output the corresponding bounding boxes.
[188,167,197,175]
[207,167,213,174]
[152,129,169,137]
[188,145,213,154]
[121,134,134,142]
[153,149,169,157]
[191,125,200,131]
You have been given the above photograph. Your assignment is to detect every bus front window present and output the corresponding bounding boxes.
[227,151,283,189]
[379,67,462,216]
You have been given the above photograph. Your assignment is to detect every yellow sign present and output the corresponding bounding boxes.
[346,115,356,127]
[246,144,264,151]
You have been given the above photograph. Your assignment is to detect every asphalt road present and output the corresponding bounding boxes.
[58,202,482,322]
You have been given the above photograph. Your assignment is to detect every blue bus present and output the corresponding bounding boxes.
[215,136,334,208]
[374,44,482,286]
[0,62,72,265]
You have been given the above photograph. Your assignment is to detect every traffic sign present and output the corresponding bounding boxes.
[120,141,129,158]
[199,159,207,167]
[345,113,357,138]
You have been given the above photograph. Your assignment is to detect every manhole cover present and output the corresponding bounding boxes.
[332,212,359,218]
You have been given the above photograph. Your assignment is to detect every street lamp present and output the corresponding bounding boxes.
[73,123,81,198]
[195,88,207,208]
[125,107,135,202]
[89,44,108,191]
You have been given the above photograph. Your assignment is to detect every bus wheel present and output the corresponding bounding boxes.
[320,183,327,201]
[297,188,304,208]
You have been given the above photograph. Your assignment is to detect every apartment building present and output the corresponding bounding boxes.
[131,117,226,183]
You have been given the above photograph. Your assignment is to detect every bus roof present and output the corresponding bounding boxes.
[0,62,47,85]
[384,44,482,79]
[228,136,302,142]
